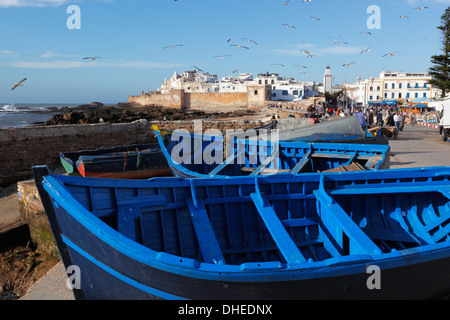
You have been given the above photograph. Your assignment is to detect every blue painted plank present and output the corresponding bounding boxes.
[282,217,320,228]
[330,184,449,196]
[186,198,226,265]
[117,194,167,207]
[118,204,140,242]
[250,192,306,264]
[362,227,420,244]
[314,188,382,256]
[250,145,279,176]
[290,148,313,174]
[208,148,245,176]
[343,152,358,166]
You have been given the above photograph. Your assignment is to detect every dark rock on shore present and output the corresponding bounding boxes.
[45,104,257,125]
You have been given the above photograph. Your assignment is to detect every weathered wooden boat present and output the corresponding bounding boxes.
[153,126,390,178]
[33,165,450,299]
[59,143,172,179]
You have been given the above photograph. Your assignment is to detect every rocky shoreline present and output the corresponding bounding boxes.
[43,103,260,126]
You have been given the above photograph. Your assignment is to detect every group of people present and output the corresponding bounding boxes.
[353,108,406,132]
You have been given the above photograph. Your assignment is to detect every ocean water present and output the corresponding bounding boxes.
[0,103,79,129]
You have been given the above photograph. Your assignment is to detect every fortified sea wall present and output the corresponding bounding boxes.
[129,85,271,110]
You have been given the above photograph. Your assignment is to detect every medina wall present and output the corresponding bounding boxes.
[129,85,271,111]
[128,90,184,109]
[184,92,248,110]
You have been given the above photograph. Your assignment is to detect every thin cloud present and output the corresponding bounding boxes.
[40,51,82,59]
[0,49,13,55]
[40,51,61,58]
[317,46,364,55]
[273,43,363,57]
[7,59,183,69]
[0,0,68,7]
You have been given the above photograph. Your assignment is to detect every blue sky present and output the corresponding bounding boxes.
[1,0,449,104]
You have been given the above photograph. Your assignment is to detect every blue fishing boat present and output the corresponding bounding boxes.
[33,165,450,299]
[153,126,390,178]
[59,143,172,179]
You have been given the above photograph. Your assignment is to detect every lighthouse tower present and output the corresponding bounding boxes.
[323,66,332,94]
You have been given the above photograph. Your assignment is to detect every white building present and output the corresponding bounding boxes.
[323,66,333,94]
[254,72,317,101]
[353,70,442,108]
[158,70,220,94]
[157,70,317,101]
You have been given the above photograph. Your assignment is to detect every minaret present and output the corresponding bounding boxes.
[324,66,332,94]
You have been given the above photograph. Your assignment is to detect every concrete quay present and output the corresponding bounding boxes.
[1,123,449,300]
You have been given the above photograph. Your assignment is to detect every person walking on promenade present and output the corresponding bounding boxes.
[394,112,401,132]
[354,108,366,129]
[411,112,416,126]
[376,109,383,126]
[400,112,406,131]
[385,112,395,126]
[367,110,374,126]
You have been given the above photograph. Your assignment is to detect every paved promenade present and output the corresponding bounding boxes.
[389,123,450,169]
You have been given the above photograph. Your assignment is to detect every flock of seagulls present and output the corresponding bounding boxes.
[263,4,428,76]
[7,3,432,92]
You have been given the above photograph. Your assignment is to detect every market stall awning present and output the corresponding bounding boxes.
[382,100,397,106]
[412,97,432,104]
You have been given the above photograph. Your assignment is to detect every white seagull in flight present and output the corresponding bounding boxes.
[230,44,249,49]
[163,44,183,49]
[242,38,258,45]
[382,51,399,57]
[301,50,316,58]
[11,78,27,90]
[360,47,372,54]
[214,55,232,59]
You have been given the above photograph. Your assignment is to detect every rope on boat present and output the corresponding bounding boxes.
[136,152,142,168]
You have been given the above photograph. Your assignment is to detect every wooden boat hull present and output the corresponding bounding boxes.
[59,143,172,179]
[154,126,391,178]
[33,165,450,300]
